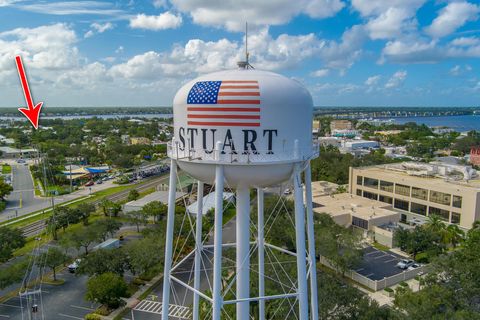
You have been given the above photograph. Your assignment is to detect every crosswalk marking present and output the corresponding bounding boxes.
[134,300,192,319]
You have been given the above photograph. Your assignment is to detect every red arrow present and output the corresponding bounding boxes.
[15,55,43,129]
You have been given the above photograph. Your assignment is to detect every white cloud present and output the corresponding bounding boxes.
[380,37,442,63]
[449,64,473,76]
[115,46,124,54]
[0,0,19,7]
[450,65,461,76]
[365,8,416,40]
[18,1,124,16]
[169,0,345,31]
[0,23,79,77]
[451,36,480,47]
[385,70,407,88]
[365,75,381,86]
[84,22,114,38]
[152,0,167,8]
[129,12,183,30]
[311,69,330,77]
[425,1,479,38]
[352,0,426,40]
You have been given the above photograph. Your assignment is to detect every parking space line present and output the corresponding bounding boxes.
[0,314,10,318]
[58,313,83,319]
[384,259,397,263]
[70,305,95,311]
[364,273,374,278]
[355,268,364,272]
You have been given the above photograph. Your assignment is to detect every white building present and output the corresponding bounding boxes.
[187,192,235,216]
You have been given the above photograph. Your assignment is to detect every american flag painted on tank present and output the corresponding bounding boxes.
[186,80,260,127]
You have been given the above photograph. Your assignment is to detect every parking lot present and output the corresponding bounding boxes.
[0,271,98,320]
[354,246,408,281]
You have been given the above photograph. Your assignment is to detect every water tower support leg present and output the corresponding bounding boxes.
[305,162,319,320]
[236,186,250,320]
[293,163,309,320]
[212,165,224,320]
[193,181,204,320]
[257,188,265,320]
[161,159,177,320]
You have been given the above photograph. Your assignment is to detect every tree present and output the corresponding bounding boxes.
[0,259,29,289]
[85,272,128,308]
[125,210,147,232]
[315,213,362,275]
[37,247,66,281]
[93,219,122,241]
[99,199,122,217]
[445,224,464,248]
[77,203,95,225]
[77,249,127,276]
[142,201,168,222]
[0,226,26,262]
[127,189,140,201]
[123,237,164,276]
[394,228,480,318]
[65,226,100,255]
[0,177,13,200]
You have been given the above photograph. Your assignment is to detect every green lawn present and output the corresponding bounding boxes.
[2,164,11,174]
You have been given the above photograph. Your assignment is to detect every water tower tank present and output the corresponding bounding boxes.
[170,68,314,187]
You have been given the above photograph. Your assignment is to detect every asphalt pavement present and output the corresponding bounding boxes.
[0,271,98,320]
[4,163,47,220]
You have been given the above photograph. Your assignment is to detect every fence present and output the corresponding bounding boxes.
[318,256,426,291]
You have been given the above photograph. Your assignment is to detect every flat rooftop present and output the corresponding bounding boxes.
[312,192,398,221]
[355,162,480,190]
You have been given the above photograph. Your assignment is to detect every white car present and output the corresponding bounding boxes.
[407,263,420,271]
[396,259,415,270]
[68,259,82,273]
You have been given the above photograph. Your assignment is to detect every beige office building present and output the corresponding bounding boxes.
[349,162,480,230]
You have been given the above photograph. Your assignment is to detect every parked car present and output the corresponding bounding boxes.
[85,181,94,186]
[96,180,103,184]
[283,188,292,195]
[68,259,82,273]
[396,259,415,270]
[407,263,420,271]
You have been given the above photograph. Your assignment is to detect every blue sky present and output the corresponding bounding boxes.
[0,0,479,107]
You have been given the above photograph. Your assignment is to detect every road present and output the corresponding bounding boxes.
[4,163,47,220]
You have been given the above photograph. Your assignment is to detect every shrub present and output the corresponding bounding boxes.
[416,252,430,264]
[384,287,393,292]
[84,314,102,320]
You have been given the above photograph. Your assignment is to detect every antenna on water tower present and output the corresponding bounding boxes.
[238,22,254,69]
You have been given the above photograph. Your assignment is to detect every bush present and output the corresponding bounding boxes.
[384,287,393,292]
[0,201,6,212]
[84,314,102,320]
[416,252,430,264]
[399,281,408,287]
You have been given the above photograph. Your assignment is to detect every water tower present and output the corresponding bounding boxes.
[161,60,319,320]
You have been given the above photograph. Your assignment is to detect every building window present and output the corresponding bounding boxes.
[394,199,409,211]
[452,195,462,208]
[395,184,410,196]
[357,175,363,186]
[379,195,393,204]
[363,191,378,200]
[430,191,451,206]
[356,189,362,196]
[451,212,461,224]
[429,207,450,221]
[380,180,394,193]
[411,187,428,201]
[352,216,369,229]
[410,202,427,216]
[363,177,378,189]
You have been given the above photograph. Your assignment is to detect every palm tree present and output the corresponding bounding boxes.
[446,224,464,248]
[425,215,445,232]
